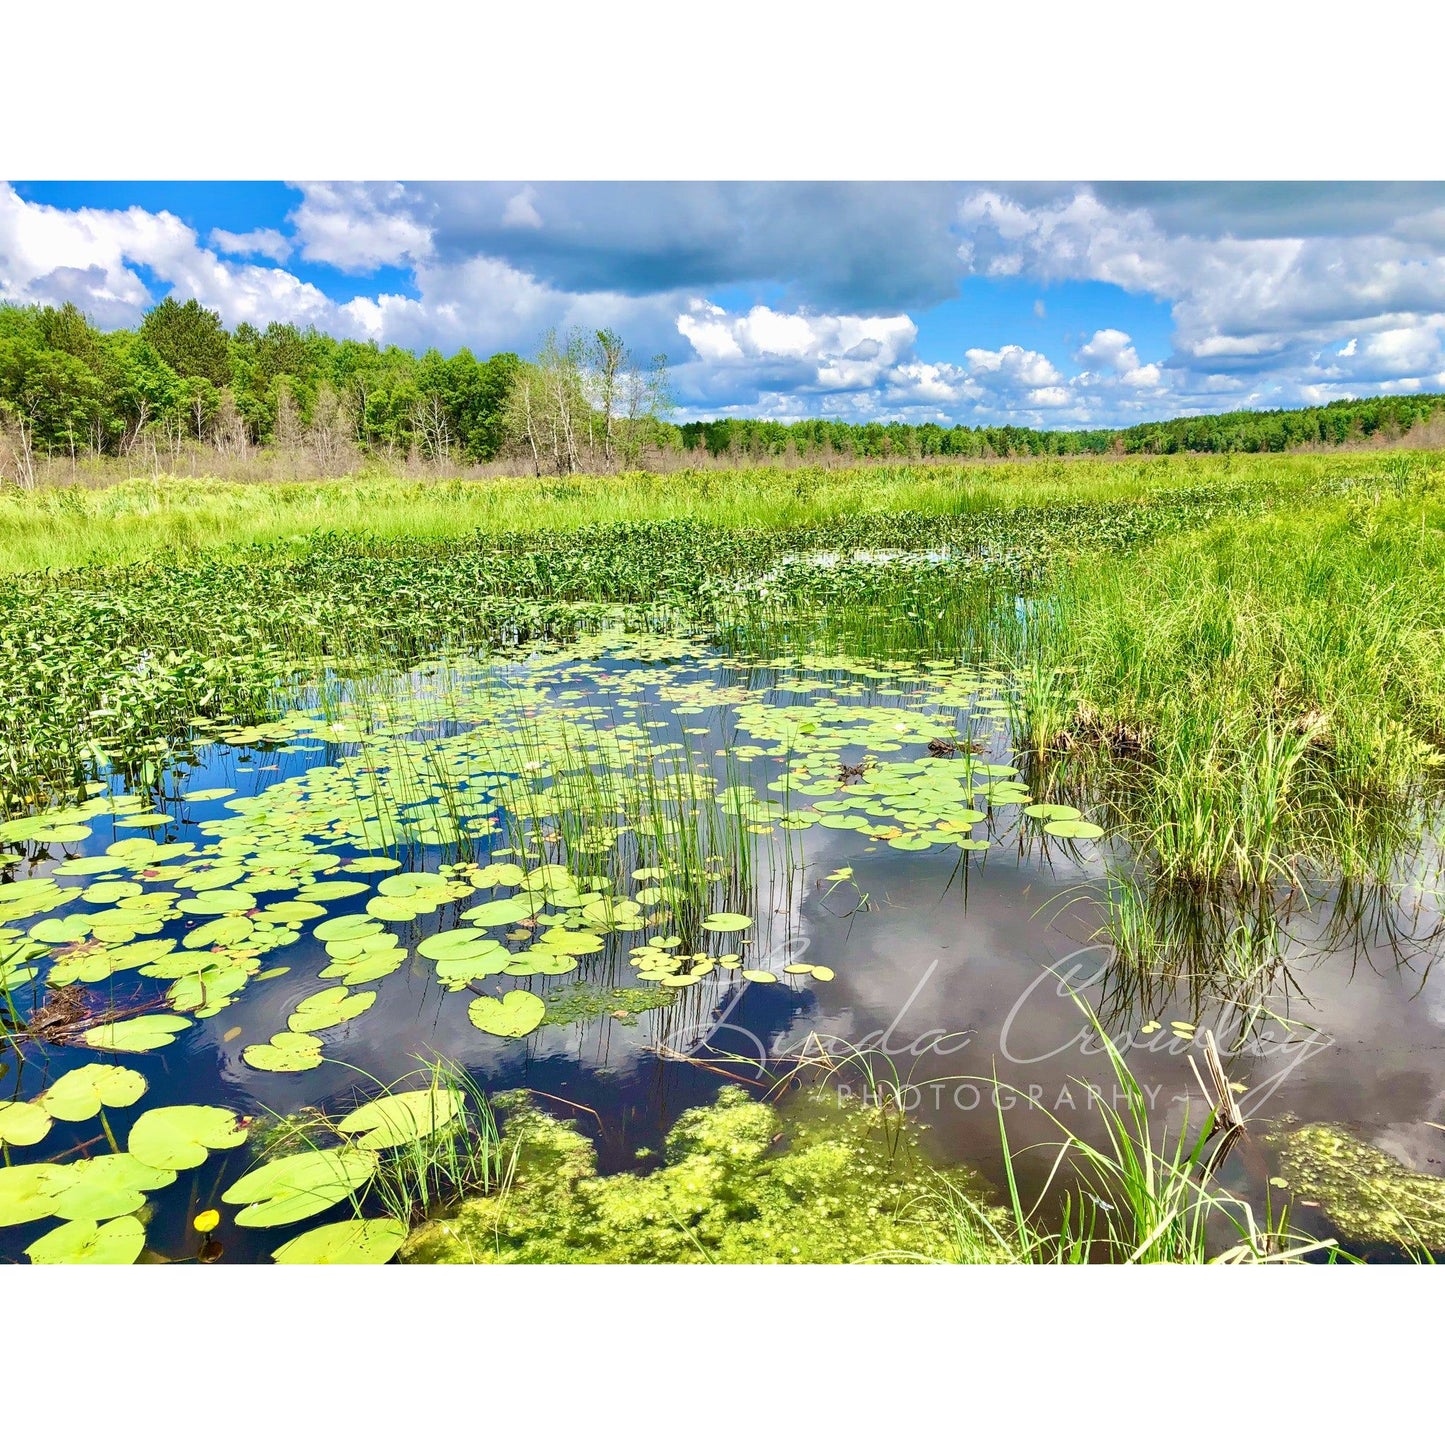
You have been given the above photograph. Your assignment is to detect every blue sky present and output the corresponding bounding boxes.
[6,180,1445,427]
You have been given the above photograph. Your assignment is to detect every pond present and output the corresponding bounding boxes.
[3,631,1443,1262]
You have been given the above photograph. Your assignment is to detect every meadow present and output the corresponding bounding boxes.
[1,451,1443,1264]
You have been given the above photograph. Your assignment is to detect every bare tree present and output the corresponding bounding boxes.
[213,388,250,459]
[0,413,39,490]
[308,383,358,475]
[412,393,453,469]
[274,382,303,476]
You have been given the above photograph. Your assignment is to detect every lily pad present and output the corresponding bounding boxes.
[272,1216,407,1264]
[0,1100,52,1147]
[222,1147,379,1228]
[127,1105,250,1170]
[38,1063,148,1121]
[702,912,753,932]
[43,1153,177,1221]
[82,1014,193,1054]
[1042,818,1106,840]
[26,1215,146,1265]
[287,987,376,1033]
[242,1032,325,1073]
[336,1089,464,1149]
[468,990,546,1038]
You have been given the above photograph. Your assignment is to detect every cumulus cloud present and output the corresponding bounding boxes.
[209,227,292,263]
[956,183,1445,405]
[668,303,1171,426]
[290,182,434,273]
[0,182,347,333]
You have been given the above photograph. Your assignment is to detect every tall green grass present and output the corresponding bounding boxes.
[0,451,1394,573]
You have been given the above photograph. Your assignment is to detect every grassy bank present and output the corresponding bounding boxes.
[0,452,1390,573]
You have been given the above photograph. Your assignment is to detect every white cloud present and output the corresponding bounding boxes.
[209,227,292,263]
[0,182,347,333]
[956,184,1445,403]
[501,186,543,229]
[290,182,434,272]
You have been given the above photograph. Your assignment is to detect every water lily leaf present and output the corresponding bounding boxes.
[320,951,407,985]
[468,990,546,1038]
[336,1089,464,1149]
[471,862,525,888]
[1023,803,1082,822]
[503,949,579,976]
[297,880,370,901]
[242,1032,325,1073]
[741,969,778,983]
[341,856,402,875]
[417,928,496,962]
[43,1153,177,1220]
[272,1216,407,1264]
[38,1063,149,1121]
[222,1147,378,1228]
[128,1105,250,1170]
[177,889,258,916]
[182,788,236,802]
[701,912,753,932]
[810,966,836,982]
[81,880,143,905]
[1042,818,1105,840]
[460,896,535,927]
[287,987,376,1033]
[115,812,173,828]
[82,1014,193,1054]
[0,1100,52,1147]
[314,915,384,943]
[26,1214,145,1264]
[0,1163,70,1227]
[183,914,255,949]
[535,926,604,956]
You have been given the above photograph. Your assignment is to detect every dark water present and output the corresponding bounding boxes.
[3,639,1443,1263]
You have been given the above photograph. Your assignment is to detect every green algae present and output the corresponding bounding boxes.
[399,1085,1007,1264]
[542,982,675,1026]
[1278,1123,1445,1251]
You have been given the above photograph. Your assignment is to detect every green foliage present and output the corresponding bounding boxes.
[678,391,1445,460]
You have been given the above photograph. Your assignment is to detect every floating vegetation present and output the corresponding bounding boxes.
[400,1086,1009,1264]
[1276,1123,1445,1252]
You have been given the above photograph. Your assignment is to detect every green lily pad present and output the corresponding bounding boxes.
[0,1100,52,1147]
[287,987,376,1033]
[468,990,546,1038]
[0,1163,69,1227]
[336,1088,464,1149]
[43,1153,177,1221]
[1042,818,1106,840]
[272,1216,407,1264]
[38,1063,149,1122]
[127,1105,250,1170]
[461,896,536,927]
[82,1014,193,1054]
[702,912,753,932]
[222,1147,379,1228]
[177,889,258,916]
[26,1214,146,1264]
[242,1032,325,1073]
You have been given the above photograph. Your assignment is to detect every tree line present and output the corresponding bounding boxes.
[679,392,1445,460]
[3,297,1443,486]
